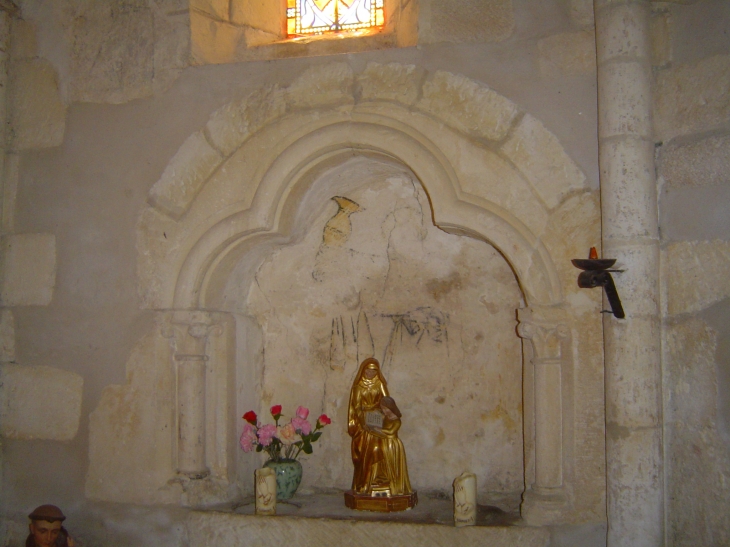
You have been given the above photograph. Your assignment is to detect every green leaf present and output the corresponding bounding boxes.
[256,444,262,452]
[302,441,313,454]
[311,432,322,442]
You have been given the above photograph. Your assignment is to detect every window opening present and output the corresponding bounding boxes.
[287,0,384,36]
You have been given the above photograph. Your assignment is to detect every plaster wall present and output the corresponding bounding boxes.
[0,1,608,546]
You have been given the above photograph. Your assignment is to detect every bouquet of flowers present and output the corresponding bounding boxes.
[239,404,332,461]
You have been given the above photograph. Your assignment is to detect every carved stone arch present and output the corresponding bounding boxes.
[172,118,563,311]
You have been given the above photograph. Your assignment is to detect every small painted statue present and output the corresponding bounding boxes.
[347,358,412,497]
[26,505,75,547]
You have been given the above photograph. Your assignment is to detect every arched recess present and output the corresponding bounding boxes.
[89,64,602,526]
[172,117,562,311]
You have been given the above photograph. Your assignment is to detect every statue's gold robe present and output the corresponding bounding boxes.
[348,358,411,496]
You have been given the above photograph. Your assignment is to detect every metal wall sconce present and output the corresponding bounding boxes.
[572,247,625,319]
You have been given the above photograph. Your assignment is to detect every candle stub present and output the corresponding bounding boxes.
[255,467,277,515]
[453,472,477,527]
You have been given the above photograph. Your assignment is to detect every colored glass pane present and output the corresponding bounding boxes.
[287,0,384,36]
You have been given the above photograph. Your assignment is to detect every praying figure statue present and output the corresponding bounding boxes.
[345,358,417,511]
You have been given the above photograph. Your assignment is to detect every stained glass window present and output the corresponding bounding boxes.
[287,0,384,36]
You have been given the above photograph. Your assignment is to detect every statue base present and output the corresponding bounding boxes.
[344,490,418,512]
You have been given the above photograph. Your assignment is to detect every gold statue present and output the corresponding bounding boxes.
[345,358,417,511]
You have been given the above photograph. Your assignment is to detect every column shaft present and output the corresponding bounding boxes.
[177,359,208,477]
[595,1,663,545]
[534,360,563,489]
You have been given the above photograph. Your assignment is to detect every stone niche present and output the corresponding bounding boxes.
[232,156,525,507]
[88,63,605,527]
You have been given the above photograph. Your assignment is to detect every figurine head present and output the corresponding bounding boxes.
[28,505,65,547]
[380,396,402,419]
[358,358,382,380]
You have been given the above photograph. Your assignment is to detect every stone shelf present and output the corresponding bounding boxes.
[187,493,549,547]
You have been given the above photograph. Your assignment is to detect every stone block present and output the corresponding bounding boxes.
[206,85,286,157]
[10,19,37,59]
[599,138,658,240]
[457,146,550,238]
[148,131,223,219]
[417,71,519,141]
[0,233,56,306]
[0,11,10,62]
[86,325,182,504]
[231,0,283,36]
[650,10,671,68]
[0,308,14,362]
[419,0,514,44]
[604,315,662,427]
[665,318,718,425]
[190,0,229,21]
[358,62,424,106]
[2,153,19,232]
[538,30,596,78]
[500,114,586,209]
[152,0,190,13]
[559,0,594,29]
[659,133,730,188]
[654,54,730,142]
[605,426,663,545]
[286,63,355,110]
[190,11,247,65]
[153,10,190,88]
[595,2,650,64]
[665,240,730,316]
[0,363,83,440]
[540,191,602,313]
[9,59,66,150]
[598,61,652,140]
[69,2,154,104]
[187,510,550,547]
[666,421,730,546]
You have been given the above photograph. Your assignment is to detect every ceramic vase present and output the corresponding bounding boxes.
[263,459,303,500]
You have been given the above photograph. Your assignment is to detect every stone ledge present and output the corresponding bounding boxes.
[188,508,550,547]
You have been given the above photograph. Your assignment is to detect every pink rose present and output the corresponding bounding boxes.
[295,406,309,419]
[239,422,258,452]
[291,416,312,435]
[317,414,331,426]
[277,423,299,445]
[257,424,277,446]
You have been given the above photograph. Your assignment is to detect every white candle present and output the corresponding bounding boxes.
[453,472,477,527]
[255,467,277,516]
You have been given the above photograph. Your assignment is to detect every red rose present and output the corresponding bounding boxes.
[317,414,331,426]
[270,404,282,416]
[242,410,257,425]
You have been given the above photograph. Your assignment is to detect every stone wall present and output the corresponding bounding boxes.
[0,1,610,546]
[652,1,730,545]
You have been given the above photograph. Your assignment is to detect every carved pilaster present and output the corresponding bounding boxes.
[163,310,223,479]
[517,306,571,525]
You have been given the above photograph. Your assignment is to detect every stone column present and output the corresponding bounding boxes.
[594,2,663,546]
[517,306,570,524]
[165,311,223,479]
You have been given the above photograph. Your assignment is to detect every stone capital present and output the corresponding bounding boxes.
[517,306,570,361]
[162,310,224,361]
